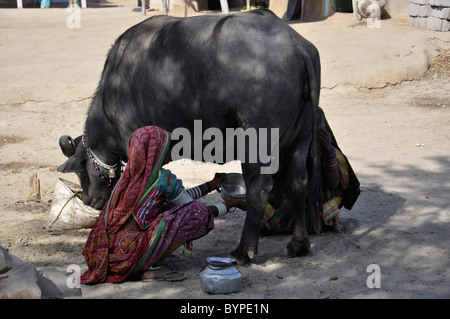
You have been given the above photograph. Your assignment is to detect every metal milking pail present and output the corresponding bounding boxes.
[200,257,242,294]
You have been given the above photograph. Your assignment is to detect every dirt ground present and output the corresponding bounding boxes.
[0,2,449,299]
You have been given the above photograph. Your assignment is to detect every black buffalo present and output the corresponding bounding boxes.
[58,9,322,264]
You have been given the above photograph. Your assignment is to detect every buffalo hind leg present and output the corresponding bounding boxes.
[285,201,311,257]
[285,134,312,257]
[231,163,273,265]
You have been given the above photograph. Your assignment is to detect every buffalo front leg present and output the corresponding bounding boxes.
[231,163,272,265]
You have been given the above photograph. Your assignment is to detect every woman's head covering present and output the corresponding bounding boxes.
[104,126,171,232]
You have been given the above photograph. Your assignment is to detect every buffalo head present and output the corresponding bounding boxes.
[57,134,121,210]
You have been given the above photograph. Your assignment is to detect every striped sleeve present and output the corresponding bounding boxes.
[186,183,210,199]
[186,186,203,200]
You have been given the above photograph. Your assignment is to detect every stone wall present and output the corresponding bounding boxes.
[409,0,450,31]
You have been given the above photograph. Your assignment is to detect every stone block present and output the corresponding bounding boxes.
[0,247,14,274]
[409,16,429,28]
[408,3,421,15]
[0,246,82,299]
[36,274,64,299]
[431,6,450,19]
[419,17,430,27]
[419,4,433,16]
[0,263,41,299]
[0,246,23,274]
[429,0,450,6]
[426,16,444,30]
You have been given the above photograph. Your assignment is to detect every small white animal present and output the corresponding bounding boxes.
[352,0,385,20]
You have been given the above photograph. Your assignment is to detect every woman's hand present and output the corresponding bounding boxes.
[233,199,247,211]
[208,173,228,192]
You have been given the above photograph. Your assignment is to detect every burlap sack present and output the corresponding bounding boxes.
[47,179,100,230]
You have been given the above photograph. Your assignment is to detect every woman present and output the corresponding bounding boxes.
[80,126,229,284]
[260,107,360,234]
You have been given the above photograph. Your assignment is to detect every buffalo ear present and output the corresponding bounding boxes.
[57,145,86,173]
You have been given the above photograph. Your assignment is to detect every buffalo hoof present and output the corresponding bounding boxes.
[284,236,311,258]
[230,247,256,266]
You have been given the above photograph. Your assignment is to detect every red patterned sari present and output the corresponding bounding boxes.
[80,126,213,284]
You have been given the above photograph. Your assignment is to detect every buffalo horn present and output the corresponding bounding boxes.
[59,135,77,157]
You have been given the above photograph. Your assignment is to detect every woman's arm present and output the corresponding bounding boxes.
[186,183,211,200]
[319,127,340,189]
[185,173,227,199]
[166,172,232,218]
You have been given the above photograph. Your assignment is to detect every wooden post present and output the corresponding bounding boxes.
[183,0,187,17]
[27,173,41,202]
